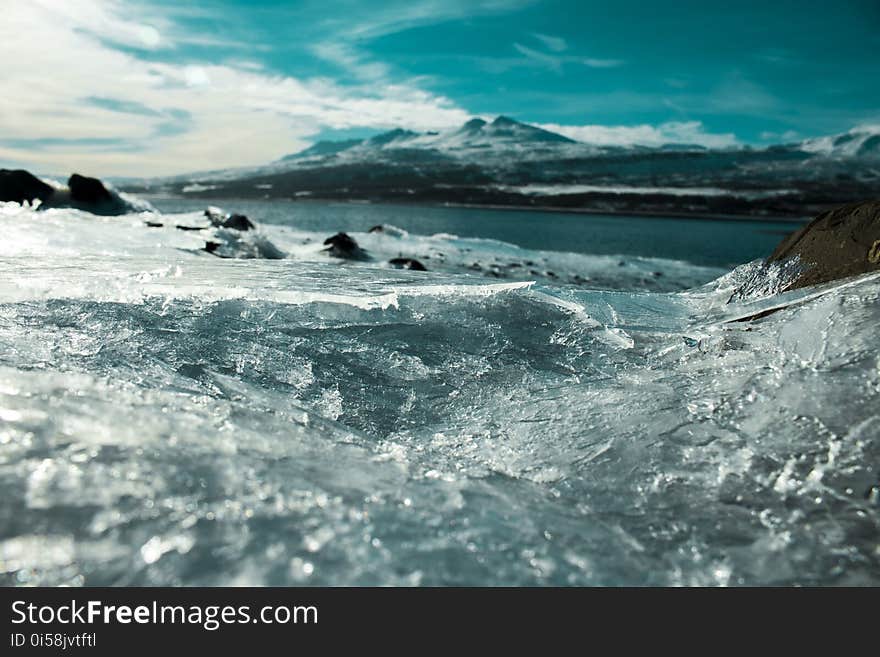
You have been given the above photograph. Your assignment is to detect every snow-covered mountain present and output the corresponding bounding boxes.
[798,125,880,159]
[279,118,880,167]
[282,116,585,165]
[125,117,880,219]
[149,117,880,186]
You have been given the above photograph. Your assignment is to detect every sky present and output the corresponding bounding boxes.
[1,0,879,176]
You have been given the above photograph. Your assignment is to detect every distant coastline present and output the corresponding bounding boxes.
[138,192,811,224]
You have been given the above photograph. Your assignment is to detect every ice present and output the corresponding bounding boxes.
[0,202,877,586]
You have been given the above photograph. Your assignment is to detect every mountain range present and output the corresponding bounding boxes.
[125,116,880,218]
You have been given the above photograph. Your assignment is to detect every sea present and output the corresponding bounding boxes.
[1,197,877,586]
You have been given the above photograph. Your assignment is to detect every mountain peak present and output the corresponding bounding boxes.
[492,115,520,127]
[369,128,419,146]
[462,118,488,131]
[800,124,880,159]
[485,116,575,144]
[282,115,578,162]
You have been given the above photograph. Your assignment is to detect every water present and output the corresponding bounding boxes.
[0,199,877,586]
[150,198,800,268]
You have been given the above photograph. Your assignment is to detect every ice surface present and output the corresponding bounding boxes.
[0,201,877,586]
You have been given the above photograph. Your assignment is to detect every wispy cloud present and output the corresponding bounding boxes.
[512,42,623,73]
[323,0,536,40]
[582,58,624,69]
[311,0,536,85]
[705,73,780,114]
[310,42,392,81]
[0,0,473,176]
[760,129,800,142]
[532,33,567,52]
[513,43,564,72]
[540,121,740,148]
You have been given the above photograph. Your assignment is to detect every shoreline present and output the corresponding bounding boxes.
[139,193,810,225]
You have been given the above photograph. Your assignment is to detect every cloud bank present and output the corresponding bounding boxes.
[539,121,740,149]
[0,0,472,176]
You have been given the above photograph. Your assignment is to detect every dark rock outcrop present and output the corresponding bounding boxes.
[204,241,228,257]
[68,173,113,204]
[204,207,255,231]
[389,257,427,271]
[767,200,880,290]
[0,169,55,204]
[204,207,226,225]
[323,232,369,260]
[223,214,255,231]
[55,172,138,215]
[1,169,139,215]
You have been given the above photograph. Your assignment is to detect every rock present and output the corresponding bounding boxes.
[204,207,255,231]
[68,173,113,204]
[204,207,226,224]
[323,232,369,260]
[203,241,230,257]
[224,213,254,231]
[1,169,148,215]
[766,200,880,290]
[50,172,141,215]
[0,169,55,204]
[367,223,409,238]
[388,257,427,271]
[203,233,285,259]
[145,221,164,228]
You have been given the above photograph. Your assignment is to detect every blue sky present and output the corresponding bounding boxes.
[2,0,879,175]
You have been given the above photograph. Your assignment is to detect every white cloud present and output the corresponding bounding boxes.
[0,0,743,177]
[513,43,564,72]
[312,1,536,84]
[25,0,173,52]
[310,42,392,82]
[582,58,624,69]
[539,121,740,148]
[533,33,567,52]
[330,0,536,40]
[513,43,623,72]
[760,130,800,142]
[0,0,472,176]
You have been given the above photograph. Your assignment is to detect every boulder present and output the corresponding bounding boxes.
[767,200,880,290]
[223,213,255,231]
[47,173,139,215]
[1,169,148,215]
[323,232,369,260]
[0,169,55,204]
[68,173,113,204]
[389,257,427,271]
[204,207,255,231]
